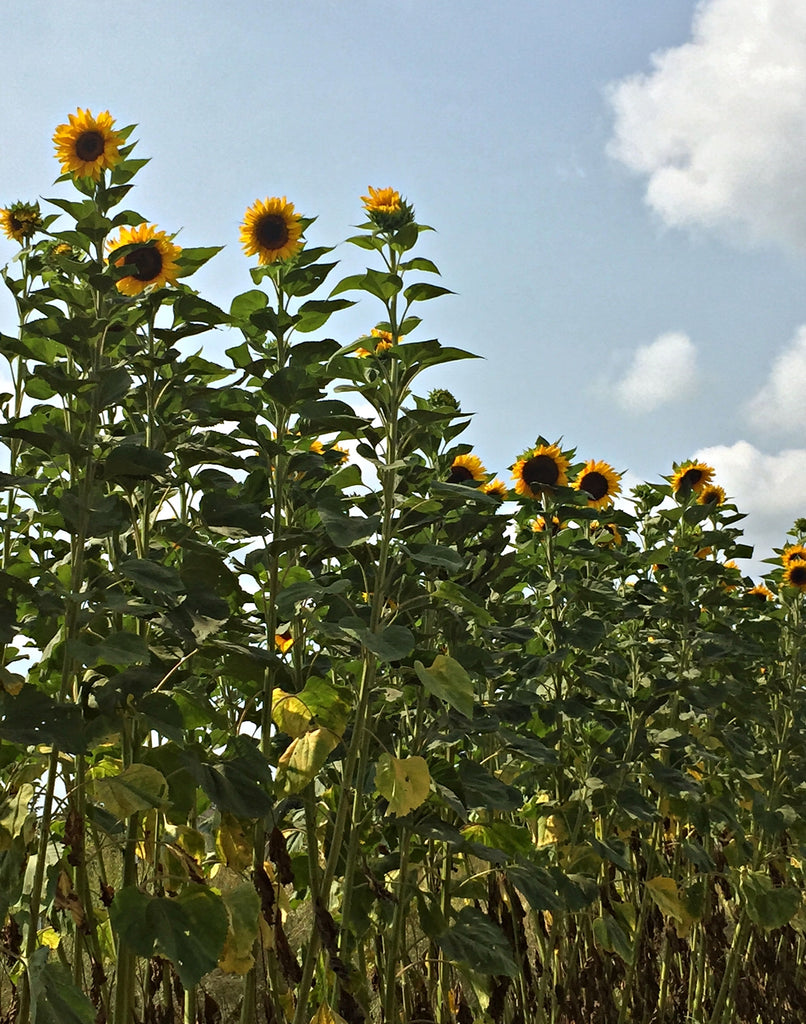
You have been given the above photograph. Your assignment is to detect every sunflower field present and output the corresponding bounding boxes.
[1,111,805,1024]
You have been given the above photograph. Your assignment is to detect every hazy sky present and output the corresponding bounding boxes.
[3,0,806,569]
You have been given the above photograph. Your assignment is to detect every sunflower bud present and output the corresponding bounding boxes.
[1,201,43,244]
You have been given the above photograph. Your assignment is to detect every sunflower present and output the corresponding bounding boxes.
[573,460,621,509]
[591,521,623,547]
[698,484,726,506]
[107,224,181,296]
[482,479,508,501]
[782,544,806,566]
[747,584,774,602]
[532,515,563,535]
[783,562,806,591]
[1,201,43,243]
[53,108,123,181]
[362,186,401,216]
[240,196,303,264]
[448,454,486,484]
[361,186,414,230]
[275,630,294,654]
[671,461,714,496]
[513,443,569,498]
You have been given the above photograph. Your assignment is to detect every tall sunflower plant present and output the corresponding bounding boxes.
[3,110,806,1024]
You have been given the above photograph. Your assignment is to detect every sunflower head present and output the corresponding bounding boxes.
[275,630,294,654]
[784,562,806,591]
[532,515,563,535]
[747,584,774,602]
[482,479,508,501]
[671,461,715,497]
[782,544,806,567]
[448,454,487,485]
[573,459,621,509]
[240,196,303,264]
[53,108,123,181]
[107,224,182,296]
[591,521,623,547]
[428,388,460,410]
[1,201,43,244]
[513,443,570,499]
[698,484,726,506]
[361,185,415,230]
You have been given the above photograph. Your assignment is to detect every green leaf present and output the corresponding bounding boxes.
[406,543,465,572]
[28,948,96,1024]
[438,906,517,977]
[104,444,171,479]
[219,884,261,974]
[457,760,522,811]
[316,505,380,547]
[340,621,416,662]
[592,914,633,963]
[403,282,454,302]
[506,863,563,912]
[742,871,802,930]
[120,559,185,595]
[375,753,431,816]
[414,655,474,718]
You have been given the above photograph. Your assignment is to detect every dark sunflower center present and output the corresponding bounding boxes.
[127,245,163,282]
[75,131,105,162]
[581,471,609,501]
[256,214,289,250]
[523,455,560,489]
[448,466,473,483]
[682,468,703,487]
[790,565,806,586]
[10,216,22,231]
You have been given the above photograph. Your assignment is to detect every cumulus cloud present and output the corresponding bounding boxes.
[695,440,806,562]
[608,0,806,251]
[747,324,806,433]
[614,332,698,413]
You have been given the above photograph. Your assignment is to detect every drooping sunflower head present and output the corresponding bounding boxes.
[782,544,806,567]
[107,224,182,296]
[671,461,715,497]
[1,201,43,244]
[698,483,726,506]
[532,515,563,535]
[591,521,623,547]
[240,196,303,264]
[275,630,294,654]
[448,454,487,485]
[573,460,622,509]
[482,479,508,502]
[747,584,775,602]
[53,108,123,181]
[512,443,570,499]
[783,561,806,591]
[361,185,414,230]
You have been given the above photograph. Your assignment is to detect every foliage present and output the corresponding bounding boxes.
[1,113,805,1024]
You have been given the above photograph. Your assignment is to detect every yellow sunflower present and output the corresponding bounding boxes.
[573,460,621,509]
[532,515,563,534]
[1,201,43,243]
[240,196,303,264]
[783,562,806,591]
[361,186,401,216]
[513,443,569,498]
[107,224,182,296]
[698,483,726,506]
[591,521,623,547]
[747,584,774,602]
[275,630,294,654]
[782,544,806,566]
[671,461,714,496]
[53,108,123,181]
[482,479,508,501]
[448,454,487,484]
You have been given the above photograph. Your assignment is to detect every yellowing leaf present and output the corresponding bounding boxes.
[646,876,694,937]
[90,763,169,820]
[375,753,431,817]
[218,883,260,975]
[276,728,341,795]
[216,813,254,872]
[272,690,313,738]
[310,1002,348,1024]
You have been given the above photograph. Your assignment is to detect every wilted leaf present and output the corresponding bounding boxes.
[218,883,261,975]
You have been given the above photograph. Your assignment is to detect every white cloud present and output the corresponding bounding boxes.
[614,331,698,413]
[747,324,806,433]
[695,440,806,564]
[608,0,806,251]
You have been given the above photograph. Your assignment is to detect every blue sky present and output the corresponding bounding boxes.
[3,0,806,569]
